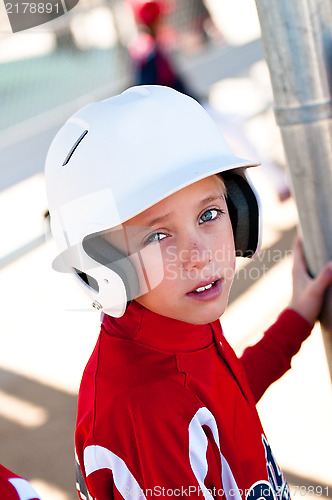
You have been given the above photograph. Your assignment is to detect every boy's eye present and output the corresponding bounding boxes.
[199,208,222,224]
[144,232,168,245]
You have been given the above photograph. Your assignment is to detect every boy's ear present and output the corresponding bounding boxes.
[223,173,259,258]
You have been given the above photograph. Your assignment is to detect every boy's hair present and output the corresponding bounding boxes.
[45,85,260,317]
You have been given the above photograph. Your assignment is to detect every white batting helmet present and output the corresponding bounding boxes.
[45,85,260,317]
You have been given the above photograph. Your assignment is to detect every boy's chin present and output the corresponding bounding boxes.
[187,309,226,325]
[166,304,228,325]
[135,297,228,325]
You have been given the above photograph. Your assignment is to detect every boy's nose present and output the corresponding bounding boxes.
[180,235,212,271]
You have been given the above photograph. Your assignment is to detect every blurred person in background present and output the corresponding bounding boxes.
[169,0,224,50]
[126,0,290,202]
[127,0,198,98]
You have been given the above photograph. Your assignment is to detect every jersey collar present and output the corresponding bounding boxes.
[102,300,215,353]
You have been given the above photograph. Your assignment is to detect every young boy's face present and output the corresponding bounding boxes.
[106,174,236,324]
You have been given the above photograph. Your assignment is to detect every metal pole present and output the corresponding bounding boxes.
[255,0,332,380]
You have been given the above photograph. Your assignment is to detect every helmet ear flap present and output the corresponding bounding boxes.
[222,172,260,258]
[82,234,140,307]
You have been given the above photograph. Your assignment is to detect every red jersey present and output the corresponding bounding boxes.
[0,464,41,500]
[75,301,312,500]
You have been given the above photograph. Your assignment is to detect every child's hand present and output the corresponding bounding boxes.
[289,234,332,325]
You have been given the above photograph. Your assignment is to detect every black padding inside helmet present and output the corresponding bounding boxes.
[82,234,140,306]
[73,268,99,292]
[222,172,259,258]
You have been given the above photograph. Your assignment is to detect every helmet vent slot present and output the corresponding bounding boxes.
[62,130,88,166]
[73,267,99,292]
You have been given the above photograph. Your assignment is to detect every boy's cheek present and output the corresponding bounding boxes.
[129,245,165,296]
[223,264,236,284]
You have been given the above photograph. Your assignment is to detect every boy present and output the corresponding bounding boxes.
[45,86,332,500]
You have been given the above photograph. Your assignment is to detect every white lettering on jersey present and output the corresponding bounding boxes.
[84,445,147,499]
[188,407,241,500]
[245,480,276,500]
[8,478,41,500]
[261,435,290,500]
[83,411,277,500]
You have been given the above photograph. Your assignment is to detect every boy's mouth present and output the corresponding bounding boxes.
[186,278,222,300]
[193,281,217,293]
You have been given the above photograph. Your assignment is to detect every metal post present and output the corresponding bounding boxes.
[255,0,332,380]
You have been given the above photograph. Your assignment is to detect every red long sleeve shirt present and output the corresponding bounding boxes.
[75,301,312,500]
[0,465,41,500]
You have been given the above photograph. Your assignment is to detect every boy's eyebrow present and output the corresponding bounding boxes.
[140,192,226,229]
[142,213,172,228]
[199,193,225,206]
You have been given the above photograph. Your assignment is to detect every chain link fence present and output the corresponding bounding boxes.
[1,0,218,135]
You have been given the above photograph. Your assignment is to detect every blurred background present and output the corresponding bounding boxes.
[0,0,331,498]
